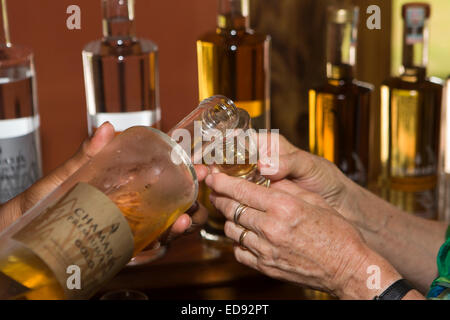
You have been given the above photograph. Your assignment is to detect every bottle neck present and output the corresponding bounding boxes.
[217,0,250,32]
[0,0,11,47]
[326,7,359,80]
[400,5,429,80]
[102,0,136,41]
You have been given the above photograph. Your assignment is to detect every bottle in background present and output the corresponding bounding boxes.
[0,0,42,203]
[197,0,271,130]
[196,0,271,244]
[309,5,373,187]
[380,3,442,219]
[82,0,160,135]
[438,77,450,222]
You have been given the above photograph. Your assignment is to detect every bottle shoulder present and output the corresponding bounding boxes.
[198,29,270,47]
[0,44,34,67]
[382,75,443,92]
[312,78,373,95]
[83,38,158,56]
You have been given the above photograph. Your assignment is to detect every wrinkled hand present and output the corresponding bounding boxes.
[258,132,359,223]
[0,122,208,239]
[205,173,402,299]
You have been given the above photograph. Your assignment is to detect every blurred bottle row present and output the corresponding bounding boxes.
[0,0,449,224]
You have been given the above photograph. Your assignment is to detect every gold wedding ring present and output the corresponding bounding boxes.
[239,228,249,249]
[234,203,249,224]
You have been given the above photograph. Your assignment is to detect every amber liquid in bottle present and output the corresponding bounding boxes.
[380,3,442,219]
[309,72,372,186]
[309,6,372,187]
[197,0,271,240]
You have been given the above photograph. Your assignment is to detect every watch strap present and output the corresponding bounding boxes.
[374,279,415,300]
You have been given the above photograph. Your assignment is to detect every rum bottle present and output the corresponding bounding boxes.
[380,3,442,219]
[309,5,373,187]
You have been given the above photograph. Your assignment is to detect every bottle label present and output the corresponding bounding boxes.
[89,109,161,133]
[12,182,134,299]
[405,7,426,45]
[390,89,437,178]
[0,129,42,203]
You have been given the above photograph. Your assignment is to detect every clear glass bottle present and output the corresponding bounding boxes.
[82,0,160,135]
[438,77,450,222]
[0,0,42,203]
[197,0,271,244]
[0,126,198,300]
[309,5,373,187]
[170,96,269,244]
[380,3,442,219]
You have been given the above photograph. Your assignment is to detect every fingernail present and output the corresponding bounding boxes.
[209,193,216,203]
[94,122,110,137]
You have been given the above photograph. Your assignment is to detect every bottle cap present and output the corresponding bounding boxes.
[328,5,359,24]
[402,3,431,19]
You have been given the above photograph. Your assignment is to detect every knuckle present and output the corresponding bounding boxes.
[232,179,250,201]
[256,257,275,275]
[274,196,297,218]
[259,219,286,245]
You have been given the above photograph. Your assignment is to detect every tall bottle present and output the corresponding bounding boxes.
[82,0,160,135]
[380,3,442,219]
[0,127,198,300]
[309,5,373,187]
[0,0,42,203]
[438,77,450,222]
[197,0,270,130]
[197,0,271,243]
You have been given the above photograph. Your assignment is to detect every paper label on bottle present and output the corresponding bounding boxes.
[391,89,436,178]
[405,7,426,45]
[0,129,42,203]
[0,271,30,299]
[12,182,134,300]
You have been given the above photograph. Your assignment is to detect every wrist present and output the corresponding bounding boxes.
[336,244,403,300]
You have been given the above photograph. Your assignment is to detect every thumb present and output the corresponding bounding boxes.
[21,122,116,212]
[259,149,317,182]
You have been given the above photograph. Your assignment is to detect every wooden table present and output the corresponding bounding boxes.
[96,232,335,300]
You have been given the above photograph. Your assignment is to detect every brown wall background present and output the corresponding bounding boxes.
[8,0,217,174]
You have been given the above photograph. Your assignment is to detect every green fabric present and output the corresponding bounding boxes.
[427,225,450,300]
